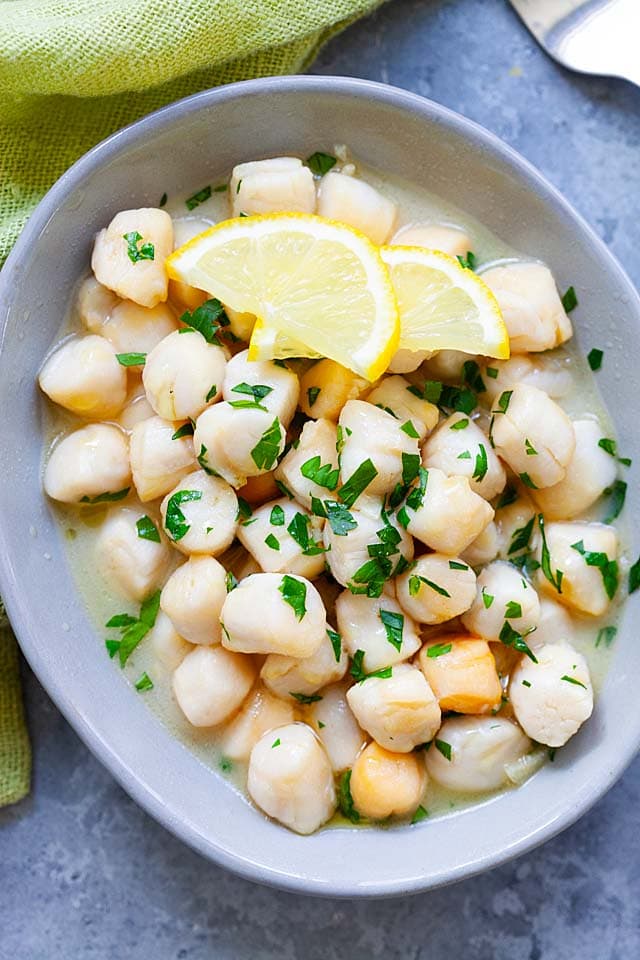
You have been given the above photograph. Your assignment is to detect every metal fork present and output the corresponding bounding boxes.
[508,0,640,88]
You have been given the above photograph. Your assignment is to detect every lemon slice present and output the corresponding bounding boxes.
[166,213,399,381]
[249,318,322,361]
[380,246,510,359]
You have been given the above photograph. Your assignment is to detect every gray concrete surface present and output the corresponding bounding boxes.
[2,0,640,956]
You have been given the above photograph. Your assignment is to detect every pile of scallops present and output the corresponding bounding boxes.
[38,156,621,834]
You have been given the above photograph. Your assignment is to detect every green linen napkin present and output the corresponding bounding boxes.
[0,0,384,807]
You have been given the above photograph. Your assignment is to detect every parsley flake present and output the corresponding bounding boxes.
[116,352,146,366]
[290,692,323,704]
[350,649,393,683]
[338,770,360,823]
[306,152,337,176]
[165,489,202,541]
[538,514,563,594]
[473,444,489,482]
[499,621,538,662]
[136,515,160,543]
[80,488,130,504]
[456,251,477,271]
[171,422,194,440]
[339,458,378,508]
[324,500,357,535]
[561,674,587,689]
[435,739,452,761]
[135,672,154,692]
[123,231,154,263]
[379,609,404,651]
[411,805,429,824]
[561,286,578,313]
[300,455,340,491]
[505,600,522,619]
[232,382,273,404]
[327,628,342,662]
[427,642,452,659]
[596,625,617,648]
[270,504,285,526]
[571,540,619,600]
[587,348,603,371]
[264,533,280,551]
[180,298,229,344]
[251,418,283,470]
[279,575,307,620]
[307,386,321,407]
[508,516,535,555]
[185,185,212,210]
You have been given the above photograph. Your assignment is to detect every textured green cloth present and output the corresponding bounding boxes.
[0,0,384,807]
[0,604,31,806]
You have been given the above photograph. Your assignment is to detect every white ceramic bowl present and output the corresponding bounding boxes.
[0,76,638,897]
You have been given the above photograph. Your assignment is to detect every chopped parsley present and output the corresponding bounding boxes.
[196,444,220,477]
[164,489,202,541]
[123,231,154,263]
[457,450,471,460]
[250,418,283,470]
[236,497,253,524]
[349,558,392,598]
[270,504,285,526]
[278,574,307,620]
[561,285,578,313]
[496,390,513,414]
[350,649,393,683]
[596,625,617,648]
[339,458,378,508]
[80,488,130,504]
[159,192,167,207]
[307,386,321,407]
[439,385,477,415]
[409,575,450,598]
[408,380,443,403]
[456,251,477,271]
[185,185,212,210]
[486,367,499,379]
[462,359,486,393]
[213,183,228,193]
[525,438,538,456]
[571,540,619,600]
[401,420,420,438]
[264,533,280,551]
[327,628,342,662]
[225,571,238,592]
[300,456,340,491]
[537,514,563,594]
[449,560,469,570]
[290,692,323,704]
[324,500,357,535]
[401,452,421,486]
[228,399,267,411]
[180,298,229,344]
[287,511,324,556]
[135,672,154,692]
[338,770,360,823]
[505,600,522,619]
[561,674,587,689]
[482,587,494,608]
[604,480,627,523]
[496,485,518,510]
[105,590,161,667]
[434,739,452,761]
[499,621,538,662]
[519,472,538,490]
[171,422,194,440]
[508,516,535,555]
[450,418,469,430]
[116,352,146,366]
[472,444,489,482]
[587,348,603,371]
[306,151,337,176]
[271,738,281,748]
[427,642,452,659]
[405,467,429,513]
[629,556,640,594]
[205,384,218,403]
[136,515,160,543]
[275,479,294,500]
[411,805,429,824]
[379,609,404,651]
[231,382,273,404]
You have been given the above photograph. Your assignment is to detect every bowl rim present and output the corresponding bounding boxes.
[2,74,639,898]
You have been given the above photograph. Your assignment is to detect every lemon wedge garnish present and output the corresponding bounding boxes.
[166,213,399,381]
[380,246,510,359]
